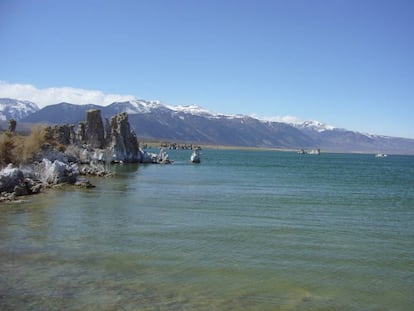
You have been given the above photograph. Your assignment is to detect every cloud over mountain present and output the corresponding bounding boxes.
[0,81,136,108]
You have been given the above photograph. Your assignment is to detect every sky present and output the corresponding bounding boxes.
[0,0,413,138]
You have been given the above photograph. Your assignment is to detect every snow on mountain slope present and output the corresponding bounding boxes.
[0,98,40,121]
[117,100,335,127]
[292,120,336,132]
[113,100,235,119]
[256,115,337,133]
[167,104,215,116]
[166,104,251,120]
[128,100,166,113]
[108,100,173,114]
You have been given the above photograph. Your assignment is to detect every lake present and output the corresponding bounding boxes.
[1,149,413,310]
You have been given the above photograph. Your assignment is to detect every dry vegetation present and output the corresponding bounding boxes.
[0,125,48,168]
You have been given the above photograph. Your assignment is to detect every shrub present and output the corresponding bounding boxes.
[0,133,16,167]
[11,135,25,165]
[0,125,49,167]
[22,125,47,162]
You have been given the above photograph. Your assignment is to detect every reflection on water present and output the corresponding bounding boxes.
[1,150,414,310]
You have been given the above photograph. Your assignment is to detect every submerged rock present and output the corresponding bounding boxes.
[140,149,156,163]
[74,176,96,188]
[139,148,172,164]
[14,184,28,196]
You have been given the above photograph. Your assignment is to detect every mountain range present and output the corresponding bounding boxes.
[1,98,414,154]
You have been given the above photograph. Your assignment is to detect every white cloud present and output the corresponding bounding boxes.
[0,81,136,108]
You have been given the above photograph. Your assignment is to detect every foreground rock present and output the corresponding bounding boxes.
[0,165,25,196]
[0,145,110,202]
[0,111,170,202]
[41,159,78,185]
[0,158,99,202]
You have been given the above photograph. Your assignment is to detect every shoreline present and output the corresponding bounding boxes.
[141,140,408,155]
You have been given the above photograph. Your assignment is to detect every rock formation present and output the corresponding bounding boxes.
[77,109,105,148]
[108,112,140,163]
[77,121,86,144]
[45,124,76,145]
[104,118,112,146]
[74,110,141,163]
[0,110,170,201]
[8,119,16,133]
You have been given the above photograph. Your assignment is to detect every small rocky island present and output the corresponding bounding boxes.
[0,110,169,202]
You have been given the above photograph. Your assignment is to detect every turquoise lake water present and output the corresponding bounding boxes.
[1,149,414,310]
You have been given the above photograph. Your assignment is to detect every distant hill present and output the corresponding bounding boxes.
[22,102,102,124]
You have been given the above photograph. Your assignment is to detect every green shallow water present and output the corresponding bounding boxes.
[1,150,414,310]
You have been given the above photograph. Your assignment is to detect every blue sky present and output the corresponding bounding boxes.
[1,0,413,138]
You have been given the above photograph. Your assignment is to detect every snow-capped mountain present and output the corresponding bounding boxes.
[110,100,236,119]
[0,98,39,121]
[293,120,336,132]
[4,97,413,154]
[168,104,218,117]
[107,100,169,115]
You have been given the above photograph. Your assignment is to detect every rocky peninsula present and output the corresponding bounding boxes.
[0,110,170,202]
